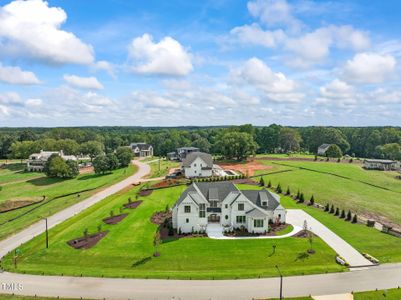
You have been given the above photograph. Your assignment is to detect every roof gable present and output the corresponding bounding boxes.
[182,152,213,168]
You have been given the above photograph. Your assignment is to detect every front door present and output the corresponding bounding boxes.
[208,214,220,223]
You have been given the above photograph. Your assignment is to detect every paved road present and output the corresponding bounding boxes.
[0,160,150,259]
[286,210,372,267]
[1,263,401,300]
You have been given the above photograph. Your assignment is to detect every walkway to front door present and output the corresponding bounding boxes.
[208,214,220,223]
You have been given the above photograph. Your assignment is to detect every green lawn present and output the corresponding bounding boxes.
[0,163,42,185]
[2,184,344,279]
[354,288,401,299]
[257,159,401,226]
[280,196,401,263]
[0,164,136,240]
[146,158,180,178]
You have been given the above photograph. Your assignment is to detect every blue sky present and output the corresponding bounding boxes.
[0,0,401,127]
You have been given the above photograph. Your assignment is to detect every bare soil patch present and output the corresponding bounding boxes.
[138,189,153,196]
[294,230,316,238]
[67,231,109,249]
[0,197,44,213]
[231,178,259,185]
[151,211,172,225]
[151,179,185,188]
[123,200,143,209]
[219,160,273,176]
[79,166,94,174]
[103,213,128,225]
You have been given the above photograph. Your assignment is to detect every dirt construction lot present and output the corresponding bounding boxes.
[219,160,273,176]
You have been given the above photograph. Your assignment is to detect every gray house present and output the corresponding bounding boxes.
[129,143,153,158]
[182,152,213,178]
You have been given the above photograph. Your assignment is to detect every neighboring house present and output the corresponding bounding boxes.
[129,143,153,158]
[182,152,213,178]
[177,147,200,160]
[167,151,178,160]
[317,144,332,156]
[363,159,399,171]
[27,150,77,172]
[172,182,286,234]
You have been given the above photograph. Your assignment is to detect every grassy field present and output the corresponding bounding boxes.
[354,288,401,299]
[146,158,180,178]
[2,184,344,279]
[257,159,401,226]
[0,163,137,240]
[0,295,91,300]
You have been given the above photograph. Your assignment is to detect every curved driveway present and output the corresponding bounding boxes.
[0,161,400,299]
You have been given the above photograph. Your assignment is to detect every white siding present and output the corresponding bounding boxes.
[184,157,212,178]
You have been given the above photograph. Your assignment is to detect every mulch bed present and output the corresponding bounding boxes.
[151,179,182,188]
[224,224,291,237]
[231,178,260,185]
[123,200,142,209]
[138,189,153,196]
[103,213,128,225]
[151,211,172,225]
[294,230,316,238]
[67,231,109,249]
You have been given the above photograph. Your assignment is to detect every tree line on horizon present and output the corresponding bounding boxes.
[0,125,401,161]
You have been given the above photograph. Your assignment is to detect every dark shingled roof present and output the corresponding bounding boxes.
[318,144,331,151]
[174,182,281,212]
[182,152,213,168]
[240,189,280,210]
[130,143,152,151]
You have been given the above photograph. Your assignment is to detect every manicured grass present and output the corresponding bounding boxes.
[354,288,401,299]
[275,224,294,236]
[2,185,344,279]
[147,158,180,178]
[257,159,401,226]
[280,196,401,263]
[0,164,136,240]
[0,163,41,185]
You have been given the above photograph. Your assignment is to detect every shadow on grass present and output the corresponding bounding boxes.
[295,252,310,262]
[78,173,110,181]
[27,177,66,186]
[1,163,26,172]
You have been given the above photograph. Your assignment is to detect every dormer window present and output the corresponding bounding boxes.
[262,201,267,206]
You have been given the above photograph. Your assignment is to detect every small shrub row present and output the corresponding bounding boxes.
[324,203,357,223]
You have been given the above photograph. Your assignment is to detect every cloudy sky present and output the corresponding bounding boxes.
[0,0,400,127]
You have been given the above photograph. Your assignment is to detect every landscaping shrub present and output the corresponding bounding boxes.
[259,177,265,186]
[296,190,300,200]
[286,186,291,195]
[330,205,335,214]
[324,203,329,212]
[309,195,315,206]
[276,183,282,194]
[299,193,305,203]
[267,180,272,188]
[352,214,358,223]
[335,207,339,216]
[340,209,345,219]
[346,210,352,221]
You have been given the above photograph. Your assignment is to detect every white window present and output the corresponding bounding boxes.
[254,219,264,227]
[184,205,191,213]
[199,204,206,218]
[238,203,244,211]
[236,216,246,223]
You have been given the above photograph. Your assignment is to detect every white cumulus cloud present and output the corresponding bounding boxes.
[0,63,41,85]
[128,34,193,76]
[0,0,94,64]
[342,52,396,84]
[63,74,104,90]
[230,23,286,48]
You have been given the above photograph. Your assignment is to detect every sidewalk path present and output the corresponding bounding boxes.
[0,160,150,259]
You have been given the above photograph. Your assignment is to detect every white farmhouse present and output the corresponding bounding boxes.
[27,150,77,172]
[129,143,153,158]
[172,182,286,234]
[182,152,213,178]
[317,144,332,156]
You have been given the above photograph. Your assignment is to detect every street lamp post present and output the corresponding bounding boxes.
[275,265,283,300]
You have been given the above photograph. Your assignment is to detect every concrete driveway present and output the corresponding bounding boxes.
[0,160,150,259]
[286,209,372,267]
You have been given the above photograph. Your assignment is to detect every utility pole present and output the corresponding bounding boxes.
[275,265,283,300]
[45,217,49,249]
